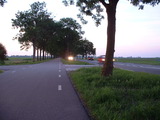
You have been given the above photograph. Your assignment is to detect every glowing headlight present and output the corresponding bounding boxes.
[68,56,74,61]
[102,58,105,61]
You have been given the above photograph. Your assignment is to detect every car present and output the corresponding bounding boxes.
[97,55,115,63]
[97,55,105,63]
[88,56,94,60]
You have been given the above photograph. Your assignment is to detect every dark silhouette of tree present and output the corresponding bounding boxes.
[63,0,160,76]
[0,43,7,64]
[76,39,95,58]
[36,18,58,60]
[0,0,6,7]
[59,18,84,58]
[12,2,51,62]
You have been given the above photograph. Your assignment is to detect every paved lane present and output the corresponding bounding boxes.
[0,59,90,120]
[114,62,160,75]
[78,59,160,75]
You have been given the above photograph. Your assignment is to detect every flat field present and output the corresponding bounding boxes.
[1,57,50,65]
[116,58,160,65]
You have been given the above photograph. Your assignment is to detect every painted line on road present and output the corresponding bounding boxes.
[12,71,16,73]
[22,68,26,70]
[58,85,62,91]
[59,69,61,72]
[59,63,61,69]
[59,75,61,77]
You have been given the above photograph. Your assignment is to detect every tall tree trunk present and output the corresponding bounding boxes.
[43,49,45,60]
[33,42,36,62]
[37,48,39,61]
[40,49,41,61]
[101,1,119,76]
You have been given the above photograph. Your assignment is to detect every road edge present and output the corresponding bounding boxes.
[64,68,94,120]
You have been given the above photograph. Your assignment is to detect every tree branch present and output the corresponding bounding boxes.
[99,0,109,8]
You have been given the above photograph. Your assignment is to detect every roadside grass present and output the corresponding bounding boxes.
[62,59,92,65]
[70,67,160,120]
[0,57,51,65]
[0,70,3,73]
[116,58,160,65]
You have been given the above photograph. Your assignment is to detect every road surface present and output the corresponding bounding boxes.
[78,59,160,75]
[0,58,90,120]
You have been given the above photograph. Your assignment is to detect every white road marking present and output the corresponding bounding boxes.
[59,75,61,77]
[58,85,62,91]
[59,63,61,69]
[12,71,16,73]
[59,70,61,72]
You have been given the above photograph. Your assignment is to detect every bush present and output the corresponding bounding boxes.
[0,43,7,63]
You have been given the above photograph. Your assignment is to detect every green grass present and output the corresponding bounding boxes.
[70,67,160,120]
[61,59,92,65]
[0,70,3,73]
[0,57,51,65]
[116,58,160,65]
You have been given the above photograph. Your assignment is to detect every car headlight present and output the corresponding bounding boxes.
[102,58,105,61]
[68,56,74,61]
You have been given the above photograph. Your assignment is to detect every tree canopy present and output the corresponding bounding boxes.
[0,0,6,7]
[63,0,160,25]
[12,2,51,62]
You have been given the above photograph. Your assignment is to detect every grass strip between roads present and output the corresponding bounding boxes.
[70,67,160,120]
[0,70,3,73]
[62,59,92,65]
[116,58,160,65]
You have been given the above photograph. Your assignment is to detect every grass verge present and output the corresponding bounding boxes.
[0,70,3,73]
[70,67,160,120]
[61,59,92,65]
[0,57,51,65]
[116,58,160,65]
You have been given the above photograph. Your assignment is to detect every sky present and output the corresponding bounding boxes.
[0,0,160,57]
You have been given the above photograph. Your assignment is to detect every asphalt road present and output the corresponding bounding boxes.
[0,58,90,120]
[114,62,160,75]
[78,59,160,75]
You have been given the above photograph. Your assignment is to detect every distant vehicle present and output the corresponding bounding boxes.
[88,56,94,60]
[97,55,115,63]
[68,56,74,61]
[97,55,105,63]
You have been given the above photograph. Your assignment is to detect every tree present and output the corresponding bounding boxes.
[0,0,6,7]
[0,43,7,64]
[12,2,51,62]
[63,0,160,76]
[76,39,95,58]
[59,18,84,58]
[36,18,57,60]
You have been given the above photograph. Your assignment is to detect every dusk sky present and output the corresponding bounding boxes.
[0,0,160,57]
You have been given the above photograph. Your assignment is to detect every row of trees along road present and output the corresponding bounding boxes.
[63,0,160,76]
[11,2,95,62]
